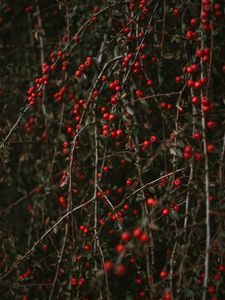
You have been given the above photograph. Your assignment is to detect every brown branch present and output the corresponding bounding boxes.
[0,197,94,283]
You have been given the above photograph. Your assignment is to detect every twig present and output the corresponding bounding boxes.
[160,0,167,61]
[200,14,210,300]
[48,223,68,300]
[0,106,29,150]
[93,111,99,269]
[97,186,123,231]
[126,168,185,199]
[0,197,94,282]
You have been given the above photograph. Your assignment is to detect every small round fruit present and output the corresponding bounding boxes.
[162,208,170,216]
[146,197,158,206]
[133,227,143,238]
[140,232,150,243]
[207,143,216,154]
[114,264,126,276]
[121,232,131,242]
[160,271,168,280]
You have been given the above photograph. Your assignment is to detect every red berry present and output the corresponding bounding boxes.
[164,291,172,300]
[133,227,143,238]
[104,261,113,272]
[84,244,91,251]
[147,79,154,86]
[202,55,209,63]
[136,277,143,285]
[174,178,182,187]
[133,209,139,216]
[103,166,109,173]
[201,96,210,106]
[218,265,225,272]
[162,208,170,216]
[194,81,202,89]
[151,135,157,143]
[190,18,199,26]
[160,271,168,280]
[123,203,129,210]
[121,232,131,242]
[126,179,133,186]
[114,264,126,276]
[135,89,144,97]
[194,152,203,161]
[184,152,192,159]
[109,113,116,121]
[214,3,221,10]
[173,8,181,17]
[71,277,78,286]
[116,129,123,137]
[192,96,199,105]
[59,196,68,208]
[194,132,202,140]
[116,244,126,253]
[208,286,216,294]
[140,232,150,243]
[175,76,182,83]
[78,277,86,286]
[207,121,216,129]
[187,79,195,87]
[139,290,145,298]
[196,49,205,57]
[184,145,192,153]
[174,204,181,212]
[142,140,151,150]
[75,70,82,78]
[207,143,216,154]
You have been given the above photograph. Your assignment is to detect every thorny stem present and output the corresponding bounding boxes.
[0,198,95,283]
[0,106,29,150]
[126,168,185,199]
[93,111,99,269]
[200,11,210,300]
[48,223,68,300]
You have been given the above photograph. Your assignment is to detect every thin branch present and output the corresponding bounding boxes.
[0,105,29,150]
[0,197,94,282]
[126,167,185,199]
[48,223,68,300]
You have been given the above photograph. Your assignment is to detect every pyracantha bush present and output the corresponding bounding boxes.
[0,0,225,299]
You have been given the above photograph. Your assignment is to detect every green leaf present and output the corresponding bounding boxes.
[177,140,185,147]
[126,106,134,116]
[170,210,180,221]
[125,295,134,300]
[136,193,144,202]
[163,53,174,59]
[141,216,149,227]
[184,288,195,297]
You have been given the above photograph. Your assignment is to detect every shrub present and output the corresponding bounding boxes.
[0,0,225,299]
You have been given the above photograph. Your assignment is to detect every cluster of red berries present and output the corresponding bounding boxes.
[27,84,41,106]
[109,79,122,93]
[75,56,94,78]
[19,269,33,281]
[103,261,127,276]
[186,76,208,90]
[24,116,36,134]
[79,225,90,235]
[122,53,134,68]
[24,5,34,13]
[133,227,150,243]
[54,86,67,102]
[71,276,86,287]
